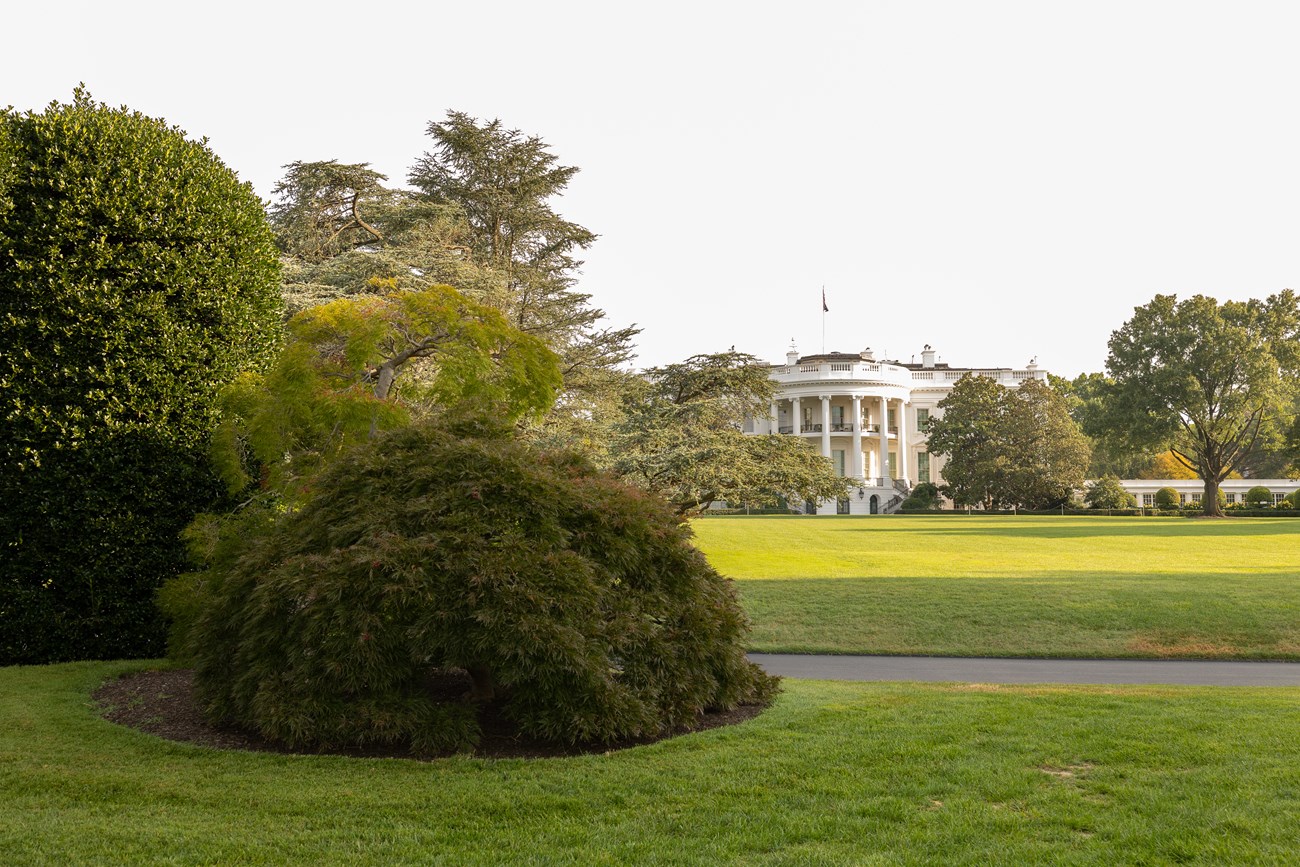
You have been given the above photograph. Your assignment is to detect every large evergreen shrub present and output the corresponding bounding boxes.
[1154,487,1180,509]
[0,91,281,663]
[182,420,777,753]
[1085,475,1137,509]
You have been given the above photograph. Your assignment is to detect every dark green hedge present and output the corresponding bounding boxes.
[0,91,281,664]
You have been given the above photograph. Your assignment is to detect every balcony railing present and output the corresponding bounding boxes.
[830,423,853,432]
[801,423,822,433]
[778,425,794,434]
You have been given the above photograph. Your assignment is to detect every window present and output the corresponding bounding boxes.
[917,408,930,431]
[1225,492,1236,504]
[916,452,930,483]
[833,450,846,477]
[1275,493,1288,505]
[888,409,897,429]
[1143,493,1155,506]
[1180,494,1188,505]
[887,453,897,479]
[831,405,844,425]
[1189,493,1201,504]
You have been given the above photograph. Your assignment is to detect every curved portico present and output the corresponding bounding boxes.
[765,358,912,485]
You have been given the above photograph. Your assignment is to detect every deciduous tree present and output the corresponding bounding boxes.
[1101,292,1300,516]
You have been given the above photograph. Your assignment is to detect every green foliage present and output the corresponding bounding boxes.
[271,113,639,453]
[1102,292,1300,516]
[0,90,282,664]
[1245,486,1274,508]
[900,482,944,510]
[611,352,848,515]
[1084,475,1137,510]
[209,284,562,497]
[1155,487,1180,509]
[1052,372,1158,478]
[183,421,777,752]
[927,375,1090,510]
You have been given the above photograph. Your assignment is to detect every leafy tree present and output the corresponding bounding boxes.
[900,482,944,510]
[0,90,282,664]
[1101,292,1300,516]
[928,375,1090,509]
[209,284,562,498]
[1137,451,1200,480]
[182,420,778,753]
[610,352,847,515]
[1084,475,1137,509]
[1052,372,1156,478]
[924,374,1007,508]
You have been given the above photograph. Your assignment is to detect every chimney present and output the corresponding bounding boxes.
[921,344,936,368]
[861,346,874,361]
[786,341,799,365]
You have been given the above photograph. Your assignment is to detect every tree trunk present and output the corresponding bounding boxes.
[467,664,494,703]
[1202,475,1224,517]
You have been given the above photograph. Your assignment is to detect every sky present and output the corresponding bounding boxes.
[6,1,1299,377]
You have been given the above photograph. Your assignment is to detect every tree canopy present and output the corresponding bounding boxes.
[927,375,1090,510]
[610,352,847,515]
[0,90,283,663]
[1100,292,1300,515]
[208,284,562,499]
[269,113,638,450]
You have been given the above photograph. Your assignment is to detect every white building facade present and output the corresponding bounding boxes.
[745,344,1047,514]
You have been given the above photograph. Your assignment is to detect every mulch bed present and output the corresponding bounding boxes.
[94,668,768,761]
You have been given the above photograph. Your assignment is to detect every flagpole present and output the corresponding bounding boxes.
[821,285,826,354]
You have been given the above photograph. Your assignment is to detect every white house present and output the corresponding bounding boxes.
[744,343,1047,514]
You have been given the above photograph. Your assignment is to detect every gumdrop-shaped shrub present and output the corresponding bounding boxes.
[185,419,778,753]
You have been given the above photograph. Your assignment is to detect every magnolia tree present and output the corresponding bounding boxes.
[0,91,282,664]
[927,375,1090,510]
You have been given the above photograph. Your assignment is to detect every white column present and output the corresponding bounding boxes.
[877,396,889,482]
[897,398,909,483]
[851,395,863,478]
[819,395,831,458]
[792,397,802,434]
[769,401,779,434]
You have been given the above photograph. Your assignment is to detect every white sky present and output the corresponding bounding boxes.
[6,1,1298,377]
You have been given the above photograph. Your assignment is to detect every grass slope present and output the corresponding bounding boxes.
[4,662,1300,864]
[692,515,1300,658]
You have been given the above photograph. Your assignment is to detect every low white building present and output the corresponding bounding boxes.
[1118,478,1300,507]
[745,343,1047,514]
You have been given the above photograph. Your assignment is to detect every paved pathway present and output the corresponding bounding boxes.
[749,653,1300,687]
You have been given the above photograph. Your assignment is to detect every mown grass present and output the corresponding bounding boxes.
[4,661,1300,864]
[691,515,1300,658]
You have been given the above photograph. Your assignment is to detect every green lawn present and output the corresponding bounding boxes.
[4,661,1300,864]
[692,515,1300,658]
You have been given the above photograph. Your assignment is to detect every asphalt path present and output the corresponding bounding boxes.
[749,653,1300,687]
